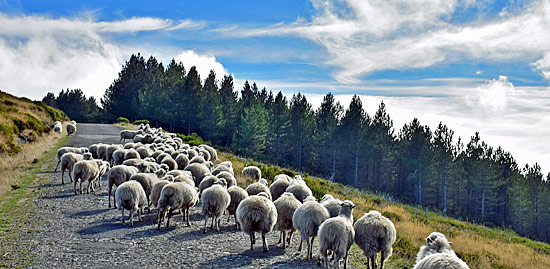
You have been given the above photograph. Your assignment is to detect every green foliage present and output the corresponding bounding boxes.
[133,119,149,125]
[176,133,205,147]
[117,117,130,124]
[33,101,68,122]
[43,89,99,123]
[393,234,418,260]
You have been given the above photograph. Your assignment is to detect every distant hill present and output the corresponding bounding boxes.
[0,90,68,155]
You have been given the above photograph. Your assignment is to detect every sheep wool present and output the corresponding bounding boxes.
[354,210,396,269]
[236,192,278,252]
[318,200,356,269]
[115,181,147,226]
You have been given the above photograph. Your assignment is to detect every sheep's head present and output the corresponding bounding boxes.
[425,232,453,252]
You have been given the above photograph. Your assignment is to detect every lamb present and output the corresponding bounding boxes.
[129,173,159,208]
[269,175,291,201]
[413,253,469,269]
[54,147,89,171]
[293,195,330,260]
[236,191,278,252]
[175,154,189,169]
[107,165,140,208]
[112,148,128,166]
[184,163,211,186]
[415,232,458,264]
[318,200,356,269]
[72,159,109,194]
[273,192,302,248]
[242,166,261,181]
[354,210,396,269]
[66,123,76,136]
[161,157,178,171]
[120,129,143,143]
[227,185,248,229]
[115,181,147,226]
[246,179,271,199]
[157,181,199,230]
[216,171,236,188]
[321,194,342,218]
[60,152,85,184]
[201,179,231,233]
[286,175,313,203]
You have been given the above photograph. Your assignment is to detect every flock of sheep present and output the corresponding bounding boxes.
[52,123,469,269]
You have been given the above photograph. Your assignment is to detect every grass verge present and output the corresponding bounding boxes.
[0,135,69,268]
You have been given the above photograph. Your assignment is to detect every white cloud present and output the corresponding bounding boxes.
[174,50,228,82]
[469,75,516,112]
[532,52,550,79]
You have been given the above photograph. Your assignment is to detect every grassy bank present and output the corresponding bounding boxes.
[0,135,69,267]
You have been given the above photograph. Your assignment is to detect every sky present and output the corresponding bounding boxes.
[1,0,550,174]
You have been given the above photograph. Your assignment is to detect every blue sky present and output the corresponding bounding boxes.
[1,0,550,173]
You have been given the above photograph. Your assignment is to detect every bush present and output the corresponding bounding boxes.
[177,132,205,146]
[133,119,149,125]
[117,117,129,123]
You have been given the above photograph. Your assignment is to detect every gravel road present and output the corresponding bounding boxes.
[29,123,322,268]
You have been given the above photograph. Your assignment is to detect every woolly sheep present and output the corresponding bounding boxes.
[187,148,198,159]
[115,181,147,226]
[236,192,278,252]
[175,154,189,170]
[54,147,88,171]
[107,165,140,208]
[112,148,128,166]
[293,195,330,260]
[129,173,159,207]
[107,144,122,165]
[60,152,84,184]
[97,144,109,161]
[198,175,218,198]
[242,166,261,181]
[415,232,458,264]
[211,164,233,176]
[53,121,62,133]
[286,175,313,203]
[134,133,154,144]
[354,210,396,269]
[124,149,141,161]
[161,157,178,171]
[136,146,153,159]
[151,180,171,210]
[216,171,236,188]
[269,175,291,201]
[227,185,248,229]
[318,200,356,269]
[199,144,217,162]
[201,179,231,233]
[184,163,210,186]
[157,182,199,230]
[122,159,144,167]
[156,152,170,164]
[189,155,206,165]
[72,160,109,194]
[198,148,211,162]
[124,142,137,149]
[320,194,342,218]
[246,179,271,199]
[273,192,302,248]
[66,123,76,136]
[120,129,143,143]
[413,253,469,269]
[173,175,195,187]
[136,161,161,173]
[88,143,99,159]
[70,120,76,125]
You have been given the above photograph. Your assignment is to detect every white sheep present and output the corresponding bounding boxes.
[227,185,248,229]
[151,180,171,210]
[175,154,189,170]
[413,253,469,269]
[124,148,141,161]
[318,200,356,269]
[199,144,218,162]
[107,165,139,208]
[60,152,85,184]
[120,129,143,143]
[212,162,233,176]
[273,192,302,248]
[53,121,62,133]
[415,232,459,264]
[201,179,231,233]
[54,146,88,171]
[198,175,218,197]
[157,181,199,230]
[106,144,122,165]
[189,155,206,165]
[134,133,154,144]
[198,148,211,162]
[286,175,312,203]
[184,163,210,186]
[161,157,178,171]
[129,173,159,208]
[112,148,128,166]
[236,192,278,252]
[97,144,109,161]
[242,166,261,181]
[88,143,100,159]
[66,123,76,136]
[70,120,76,125]
[320,194,342,218]
[115,180,147,226]
[354,210,396,269]
[293,195,330,260]
[136,146,153,159]
[270,175,291,201]
[72,159,109,194]
[156,152,170,164]
[216,171,236,188]
[246,179,271,199]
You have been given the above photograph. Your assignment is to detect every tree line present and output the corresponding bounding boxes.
[47,53,550,244]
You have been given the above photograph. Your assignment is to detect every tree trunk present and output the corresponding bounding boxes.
[443,158,447,215]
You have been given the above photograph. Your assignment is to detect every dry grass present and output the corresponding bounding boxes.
[217,151,550,269]
[114,122,139,130]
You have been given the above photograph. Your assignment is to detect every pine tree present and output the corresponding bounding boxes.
[312,93,342,180]
[338,95,368,186]
[165,59,186,132]
[198,70,224,142]
[266,91,290,164]
[219,75,238,146]
[289,93,314,171]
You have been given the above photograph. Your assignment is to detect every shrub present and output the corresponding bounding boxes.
[177,132,205,146]
[117,117,129,123]
[133,119,149,125]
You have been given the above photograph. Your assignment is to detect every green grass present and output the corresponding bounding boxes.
[0,135,69,268]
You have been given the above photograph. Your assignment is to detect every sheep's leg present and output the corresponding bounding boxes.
[121,207,125,223]
[210,215,215,228]
[282,231,287,248]
[129,209,134,226]
[321,248,328,269]
[54,160,60,172]
[215,216,220,232]
[79,180,83,194]
[203,215,209,233]
[343,250,349,269]
[87,180,93,194]
[250,233,255,251]
[61,169,65,184]
[157,211,163,231]
[262,232,269,252]
[68,169,73,183]
[310,236,317,260]
[108,184,113,208]
[138,207,142,222]
[277,231,282,244]
[298,238,303,252]
[288,228,295,246]
[380,251,384,269]
[186,209,191,226]
[73,179,78,195]
[167,209,173,227]
[234,215,239,230]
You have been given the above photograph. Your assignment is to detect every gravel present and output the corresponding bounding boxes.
[27,123,322,268]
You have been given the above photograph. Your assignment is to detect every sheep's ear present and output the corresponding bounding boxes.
[449,242,453,245]
[352,204,356,208]
[426,237,433,243]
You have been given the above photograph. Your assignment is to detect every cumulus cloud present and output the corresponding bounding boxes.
[174,50,228,82]
[472,75,516,112]
[532,52,550,80]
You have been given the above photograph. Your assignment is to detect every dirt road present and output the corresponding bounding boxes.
[28,123,320,268]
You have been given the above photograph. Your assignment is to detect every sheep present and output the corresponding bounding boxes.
[106,144,122,165]
[107,165,140,208]
[60,152,84,184]
[134,133,154,144]
[273,192,302,248]
[70,120,76,125]
[72,160,109,194]
[175,154,189,169]
[189,155,206,165]
[156,152,170,164]
[124,149,141,161]
[318,200,356,269]
[321,194,342,218]
[199,144,218,162]
[157,182,199,230]
[97,144,109,161]
[88,143,99,159]
[129,173,159,208]
[286,175,313,203]
[415,232,458,264]
[136,161,161,173]
[216,171,236,188]
[54,147,89,171]
[293,195,330,260]
[413,253,469,269]
[112,148,128,166]
[236,192,278,252]
[124,142,137,149]
[161,157,178,171]
[246,179,271,199]
[66,123,76,136]
[136,146,153,159]
[151,180,171,210]
[201,179,231,233]
[227,185,248,229]
[95,159,110,187]
[242,166,261,181]
[212,164,233,176]
[354,210,396,269]
[184,163,210,186]
[120,129,143,143]
[187,148,198,159]
[198,148,211,162]
[198,175,219,198]
[173,175,195,187]
[53,121,62,133]
[115,181,147,226]
[270,175,291,201]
